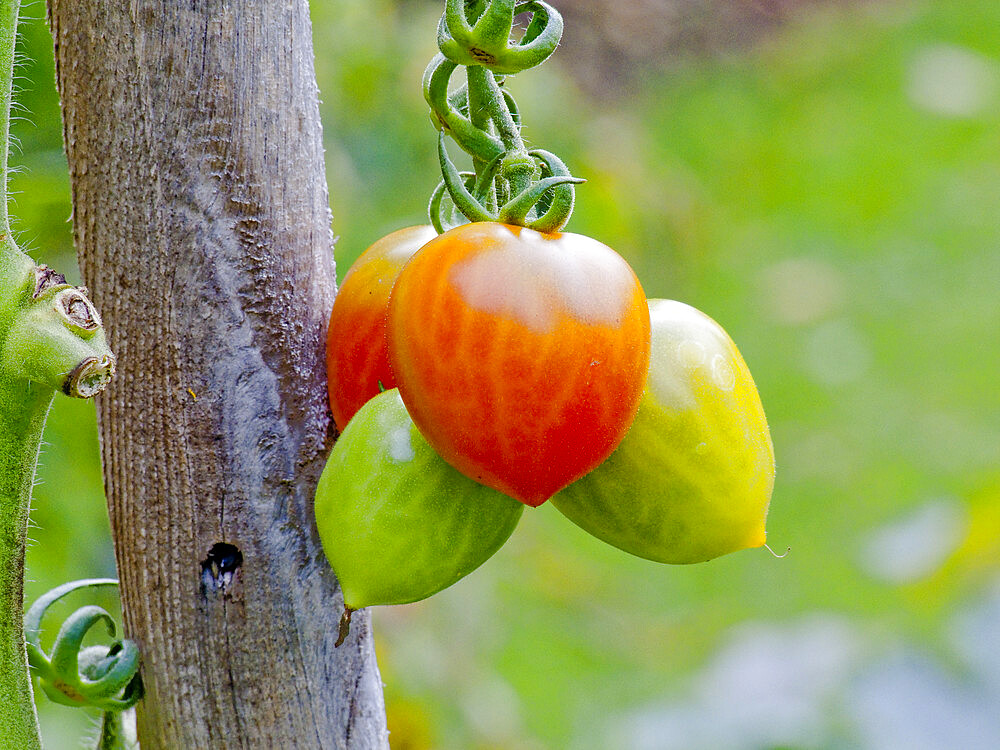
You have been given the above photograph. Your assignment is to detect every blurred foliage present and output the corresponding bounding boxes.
[554,0,853,96]
[14,0,1000,747]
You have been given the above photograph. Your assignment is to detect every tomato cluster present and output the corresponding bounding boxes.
[316,222,774,614]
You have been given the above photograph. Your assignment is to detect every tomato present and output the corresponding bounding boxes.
[314,388,524,610]
[326,225,437,431]
[552,299,775,563]
[386,222,651,507]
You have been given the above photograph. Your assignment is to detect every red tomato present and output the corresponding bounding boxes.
[326,225,437,431]
[387,222,651,506]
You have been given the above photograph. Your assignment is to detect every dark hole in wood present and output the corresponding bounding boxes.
[200,542,243,597]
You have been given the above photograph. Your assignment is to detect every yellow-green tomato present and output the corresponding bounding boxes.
[552,299,775,564]
[315,388,524,610]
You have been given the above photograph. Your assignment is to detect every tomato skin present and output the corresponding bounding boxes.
[387,222,651,507]
[315,388,524,609]
[552,299,775,563]
[326,225,437,431]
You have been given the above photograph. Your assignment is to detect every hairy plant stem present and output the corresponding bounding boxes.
[0,0,15,235]
[0,377,49,750]
[96,709,134,750]
[0,2,42,745]
[466,65,494,188]
[465,65,535,201]
[0,0,115,746]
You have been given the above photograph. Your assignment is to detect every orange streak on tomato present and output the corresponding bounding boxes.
[327,225,437,431]
[387,223,650,506]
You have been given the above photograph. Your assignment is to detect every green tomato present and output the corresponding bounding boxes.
[552,299,775,564]
[315,388,524,612]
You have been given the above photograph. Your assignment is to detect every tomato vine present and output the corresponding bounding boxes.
[424,0,584,232]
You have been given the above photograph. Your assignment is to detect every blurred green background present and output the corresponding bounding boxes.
[19,0,1000,747]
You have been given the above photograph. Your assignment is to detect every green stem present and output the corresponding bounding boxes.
[0,378,49,750]
[479,69,537,200]
[465,65,494,186]
[0,4,117,746]
[97,710,134,750]
[0,0,16,236]
[98,712,121,750]
[0,2,43,745]
[423,54,504,163]
[481,69,521,152]
[0,261,115,749]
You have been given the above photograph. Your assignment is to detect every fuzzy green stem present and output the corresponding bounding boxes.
[0,0,17,236]
[438,0,561,75]
[481,69,521,152]
[0,377,49,750]
[97,709,136,750]
[465,65,494,181]
[423,54,504,163]
[98,711,123,750]
[0,258,115,749]
[0,1,44,744]
[0,3,116,741]
[477,70,538,198]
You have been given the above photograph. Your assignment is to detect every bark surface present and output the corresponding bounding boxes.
[46,2,388,747]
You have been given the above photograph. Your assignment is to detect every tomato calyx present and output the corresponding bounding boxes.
[431,132,584,233]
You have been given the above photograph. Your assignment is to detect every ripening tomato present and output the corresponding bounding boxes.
[386,222,651,507]
[552,299,775,563]
[326,225,437,431]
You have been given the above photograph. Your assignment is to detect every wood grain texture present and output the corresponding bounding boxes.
[46,1,388,747]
